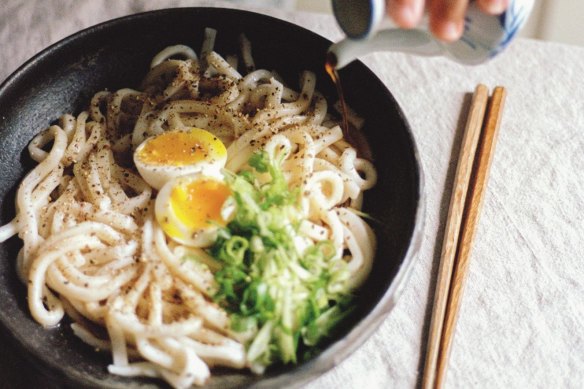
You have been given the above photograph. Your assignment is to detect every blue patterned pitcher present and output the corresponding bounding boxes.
[330,0,534,68]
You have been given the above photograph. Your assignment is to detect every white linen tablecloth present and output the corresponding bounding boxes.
[1,1,583,388]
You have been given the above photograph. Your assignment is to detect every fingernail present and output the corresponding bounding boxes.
[481,0,507,14]
[438,21,463,42]
[393,4,418,28]
[400,5,417,27]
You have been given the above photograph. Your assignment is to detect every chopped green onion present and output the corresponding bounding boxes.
[210,150,354,369]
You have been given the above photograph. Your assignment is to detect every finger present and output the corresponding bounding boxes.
[476,0,509,15]
[386,0,425,29]
[428,0,467,42]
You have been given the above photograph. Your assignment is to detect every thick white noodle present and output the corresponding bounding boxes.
[239,33,255,72]
[200,27,217,71]
[150,45,197,68]
[0,32,378,388]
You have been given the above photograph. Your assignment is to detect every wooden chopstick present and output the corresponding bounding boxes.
[422,86,507,389]
[433,86,507,388]
[421,84,489,389]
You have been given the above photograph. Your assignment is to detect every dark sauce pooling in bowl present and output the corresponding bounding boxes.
[325,52,372,160]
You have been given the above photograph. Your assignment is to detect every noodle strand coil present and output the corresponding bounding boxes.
[0,28,378,388]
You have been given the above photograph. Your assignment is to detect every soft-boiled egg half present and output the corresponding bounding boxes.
[155,175,233,247]
[134,127,233,247]
[134,128,227,190]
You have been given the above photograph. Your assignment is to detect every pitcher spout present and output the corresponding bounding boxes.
[328,29,444,70]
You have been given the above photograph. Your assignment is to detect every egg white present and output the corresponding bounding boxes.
[134,128,227,190]
[155,174,234,248]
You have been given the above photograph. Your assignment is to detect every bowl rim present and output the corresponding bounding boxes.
[0,6,426,388]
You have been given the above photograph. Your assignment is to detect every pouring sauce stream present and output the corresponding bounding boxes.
[325,52,372,160]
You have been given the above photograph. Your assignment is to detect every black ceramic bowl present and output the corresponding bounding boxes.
[0,7,423,389]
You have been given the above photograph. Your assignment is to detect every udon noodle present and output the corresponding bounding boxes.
[0,28,377,388]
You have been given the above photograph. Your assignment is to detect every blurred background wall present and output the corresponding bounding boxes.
[224,0,584,47]
[521,0,584,47]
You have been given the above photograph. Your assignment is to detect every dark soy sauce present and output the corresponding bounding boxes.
[325,52,372,160]
[325,52,350,140]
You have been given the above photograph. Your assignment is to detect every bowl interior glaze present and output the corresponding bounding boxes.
[0,8,422,388]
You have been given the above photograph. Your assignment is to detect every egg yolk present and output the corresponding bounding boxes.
[138,128,226,166]
[170,178,231,229]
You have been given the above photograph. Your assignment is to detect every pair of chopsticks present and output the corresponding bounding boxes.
[422,85,507,389]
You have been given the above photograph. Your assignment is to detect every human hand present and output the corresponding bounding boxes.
[386,0,509,42]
